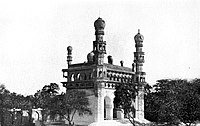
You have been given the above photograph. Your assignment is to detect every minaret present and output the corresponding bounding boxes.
[67,46,72,66]
[93,17,106,65]
[133,29,146,120]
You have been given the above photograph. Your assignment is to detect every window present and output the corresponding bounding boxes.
[70,74,75,81]
[89,73,93,79]
[76,73,80,80]
[99,71,103,77]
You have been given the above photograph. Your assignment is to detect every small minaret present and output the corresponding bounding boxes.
[67,46,72,66]
[133,29,146,120]
[93,17,106,65]
[120,60,124,67]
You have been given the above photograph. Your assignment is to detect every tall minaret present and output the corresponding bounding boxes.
[133,29,146,120]
[93,17,106,65]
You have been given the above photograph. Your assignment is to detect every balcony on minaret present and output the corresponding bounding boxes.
[134,56,145,63]
[93,42,106,54]
[135,42,143,47]
[134,52,144,56]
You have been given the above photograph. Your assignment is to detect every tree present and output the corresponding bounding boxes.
[144,83,162,123]
[145,79,200,126]
[42,83,59,96]
[114,83,138,126]
[145,79,185,125]
[48,90,92,126]
[33,83,60,124]
[0,84,11,126]
[176,79,200,126]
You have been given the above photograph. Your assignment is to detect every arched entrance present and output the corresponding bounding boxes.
[104,96,113,120]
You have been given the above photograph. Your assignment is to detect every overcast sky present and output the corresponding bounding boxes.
[0,0,200,95]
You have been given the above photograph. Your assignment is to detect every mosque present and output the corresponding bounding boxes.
[61,17,147,126]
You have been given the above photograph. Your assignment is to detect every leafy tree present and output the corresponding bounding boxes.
[42,83,59,96]
[177,79,200,126]
[33,83,60,124]
[145,79,185,124]
[22,95,35,123]
[0,84,10,126]
[48,90,92,126]
[145,79,200,126]
[0,84,38,126]
[114,83,138,126]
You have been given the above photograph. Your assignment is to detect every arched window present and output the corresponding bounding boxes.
[70,74,75,81]
[99,71,103,77]
[107,73,109,77]
[136,77,139,82]
[113,75,117,81]
[80,73,85,80]
[76,73,80,80]
[140,77,145,82]
[63,72,67,78]
[117,76,120,81]
[80,73,87,80]
[84,73,87,80]
[89,72,93,79]
[121,78,124,82]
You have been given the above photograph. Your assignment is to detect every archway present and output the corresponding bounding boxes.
[104,96,113,120]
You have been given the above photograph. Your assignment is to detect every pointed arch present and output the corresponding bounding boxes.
[70,73,75,81]
[104,96,113,120]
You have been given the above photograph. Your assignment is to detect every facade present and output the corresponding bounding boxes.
[61,17,146,125]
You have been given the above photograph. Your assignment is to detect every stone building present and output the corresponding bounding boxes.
[61,17,146,125]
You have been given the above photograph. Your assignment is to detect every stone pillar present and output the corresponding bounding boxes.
[104,90,114,120]
[135,87,144,120]
[109,93,114,120]
[94,83,104,122]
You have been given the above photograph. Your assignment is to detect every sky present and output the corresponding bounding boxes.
[0,0,200,95]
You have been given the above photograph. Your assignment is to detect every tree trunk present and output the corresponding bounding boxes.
[20,111,23,125]
[28,110,32,123]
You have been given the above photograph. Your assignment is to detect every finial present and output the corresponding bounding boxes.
[134,29,144,42]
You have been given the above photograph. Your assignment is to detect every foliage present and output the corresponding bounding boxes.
[0,83,90,126]
[177,79,200,125]
[0,84,10,126]
[42,83,59,96]
[144,79,200,126]
[47,89,92,126]
[114,83,138,125]
[0,84,35,126]
[33,83,60,123]
[32,83,91,126]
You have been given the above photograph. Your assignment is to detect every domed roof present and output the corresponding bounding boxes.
[67,46,72,51]
[134,29,144,42]
[94,17,105,30]
[87,51,94,63]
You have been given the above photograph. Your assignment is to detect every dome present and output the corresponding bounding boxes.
[67,46,72,51]
[134,29,144,42]
[94,17,105,30]
[87,51,94,63]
